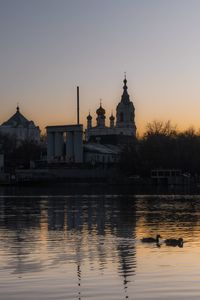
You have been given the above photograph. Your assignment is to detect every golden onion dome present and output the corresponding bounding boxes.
[96,104,105,115]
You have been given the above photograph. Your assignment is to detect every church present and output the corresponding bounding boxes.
[85,76,136,144]
[0,106,40,143]
[83,76,137,164]
[46,76,137,165]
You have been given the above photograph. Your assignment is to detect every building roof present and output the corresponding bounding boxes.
[1,106,35,128]
[84,143,120,154]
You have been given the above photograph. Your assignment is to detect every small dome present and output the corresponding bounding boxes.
[87,113,92,120]
[96,104,105,115]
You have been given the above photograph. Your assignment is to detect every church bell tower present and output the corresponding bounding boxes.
[116,76,136,136]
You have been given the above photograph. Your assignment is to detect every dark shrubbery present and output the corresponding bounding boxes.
[119,121,200,176]
[0,133,42,171]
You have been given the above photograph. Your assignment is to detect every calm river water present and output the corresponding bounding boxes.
[0,186,200,299]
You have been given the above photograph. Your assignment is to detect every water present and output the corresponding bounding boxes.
[0,188,200,299]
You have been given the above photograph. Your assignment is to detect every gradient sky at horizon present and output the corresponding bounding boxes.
[1,0,200,134]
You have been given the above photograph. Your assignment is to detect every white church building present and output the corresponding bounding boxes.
[46,76,136,164]
[85,76,136,143]
[0,106,40,143]
[83,76,136,164]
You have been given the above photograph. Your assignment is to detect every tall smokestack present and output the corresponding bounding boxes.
[77,86,79,124]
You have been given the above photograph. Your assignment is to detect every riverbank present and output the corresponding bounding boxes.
[0,177,198,197]
[0,167,198,195]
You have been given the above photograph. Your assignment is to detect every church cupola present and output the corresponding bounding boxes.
[121,75,130,104]
[109,113,115,128]
[96,100,106,127]
[96,101,105,116]
[87,112,92,129]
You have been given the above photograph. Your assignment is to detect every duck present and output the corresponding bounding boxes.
[164,238,184,247]
[141,234,161,243]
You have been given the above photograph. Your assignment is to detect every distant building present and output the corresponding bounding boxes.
[46,76,136,165]
[85,76,136,143]
[46,124,83,163]
[0,106,40,143]
[83,76,136,165]
[84,143,120,165]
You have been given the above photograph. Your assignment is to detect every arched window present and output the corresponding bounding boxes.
[120,112,124,122]
[130,113,133,121]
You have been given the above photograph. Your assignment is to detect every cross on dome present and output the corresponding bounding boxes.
[16,103,20,112]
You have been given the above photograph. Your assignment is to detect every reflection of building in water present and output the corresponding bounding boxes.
[2,196,200,299]
[2,195,200,300]
[114,199,137,298]
[77,264,81,300]
[47,199,65,230]
[65,197,137,299]
[0,198,42,274]
[0,196,138,299]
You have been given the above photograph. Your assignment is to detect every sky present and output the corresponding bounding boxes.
[1,0,200,134]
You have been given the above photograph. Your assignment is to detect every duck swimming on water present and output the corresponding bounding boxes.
[164,238,184,247]
[141,234,161,243]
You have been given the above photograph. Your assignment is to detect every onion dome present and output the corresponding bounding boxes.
[96,102,105,115]
[87,112,92,120]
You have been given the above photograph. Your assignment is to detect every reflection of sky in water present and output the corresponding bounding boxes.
[0,195,200,299]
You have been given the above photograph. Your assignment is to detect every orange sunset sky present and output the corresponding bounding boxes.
[1,0,200,134]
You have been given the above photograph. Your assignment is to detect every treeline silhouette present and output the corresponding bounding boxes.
[1,120,200,176]
[119,120,200,176]
[0,133,42,171]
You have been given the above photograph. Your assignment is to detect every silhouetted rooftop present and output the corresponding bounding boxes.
[1,106,35,128]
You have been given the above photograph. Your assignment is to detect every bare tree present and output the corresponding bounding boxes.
[144,120,177,137]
